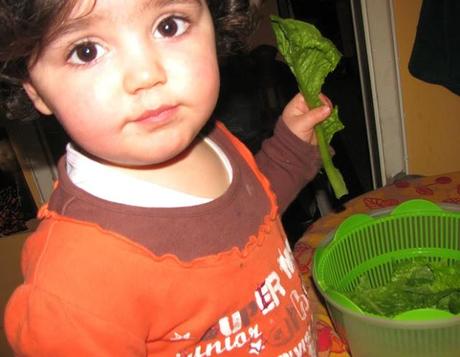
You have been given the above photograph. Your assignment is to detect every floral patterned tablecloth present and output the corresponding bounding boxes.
[293,172,460,357]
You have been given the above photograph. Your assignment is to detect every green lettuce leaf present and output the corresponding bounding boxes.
[271,15,348,198]
[345,260,460,317]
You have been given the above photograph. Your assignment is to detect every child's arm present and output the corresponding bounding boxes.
[255,93,332,211]
[5,286,145,356]
[4,228,146,356]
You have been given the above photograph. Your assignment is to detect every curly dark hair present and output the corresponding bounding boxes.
[0,0,262,121]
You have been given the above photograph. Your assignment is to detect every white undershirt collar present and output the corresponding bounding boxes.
[66,138,233,208]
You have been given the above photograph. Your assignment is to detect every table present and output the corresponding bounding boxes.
[293,172,460,357]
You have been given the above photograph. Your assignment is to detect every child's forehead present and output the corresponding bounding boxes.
[67,0,204,19]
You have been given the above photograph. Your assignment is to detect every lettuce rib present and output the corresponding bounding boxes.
[271,15,348,199]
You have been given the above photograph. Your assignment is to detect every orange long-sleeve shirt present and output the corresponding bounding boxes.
[5,121,319,356]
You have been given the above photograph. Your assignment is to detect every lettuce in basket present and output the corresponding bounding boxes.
[345,259,460,317]
[271,15,348,199]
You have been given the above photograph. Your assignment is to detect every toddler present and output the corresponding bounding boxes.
[1,0,332,355]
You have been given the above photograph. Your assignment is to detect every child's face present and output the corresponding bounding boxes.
[24,0,220,166]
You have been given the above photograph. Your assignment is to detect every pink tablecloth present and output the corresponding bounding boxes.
[293,172,460,357]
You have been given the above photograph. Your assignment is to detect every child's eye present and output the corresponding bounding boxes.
[153,16,190,39]
[68,41,106,65]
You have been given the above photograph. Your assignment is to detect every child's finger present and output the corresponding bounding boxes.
[291,92,332,114]
[307,104,331,126]
[289,92,309,113]
[319,93,333,110]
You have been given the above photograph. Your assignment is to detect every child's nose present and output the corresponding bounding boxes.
[123,49,167,94]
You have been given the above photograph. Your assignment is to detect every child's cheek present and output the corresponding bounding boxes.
[192,52,220,100]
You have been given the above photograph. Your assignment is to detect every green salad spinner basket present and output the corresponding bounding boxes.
[313,199,460,357]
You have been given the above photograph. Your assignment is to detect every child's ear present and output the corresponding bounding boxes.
[22,81,53,115]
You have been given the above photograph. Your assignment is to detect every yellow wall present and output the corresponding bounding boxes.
[393,0,460,175]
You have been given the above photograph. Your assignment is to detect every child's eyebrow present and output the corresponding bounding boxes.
[57,0,202,38]
[145,0,202,10]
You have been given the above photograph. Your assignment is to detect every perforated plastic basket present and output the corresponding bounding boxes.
[313,199,460,357]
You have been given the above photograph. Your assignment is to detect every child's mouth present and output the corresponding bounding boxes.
[134,105,179,126]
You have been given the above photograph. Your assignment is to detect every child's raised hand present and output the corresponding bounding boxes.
[281,92,332,145]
